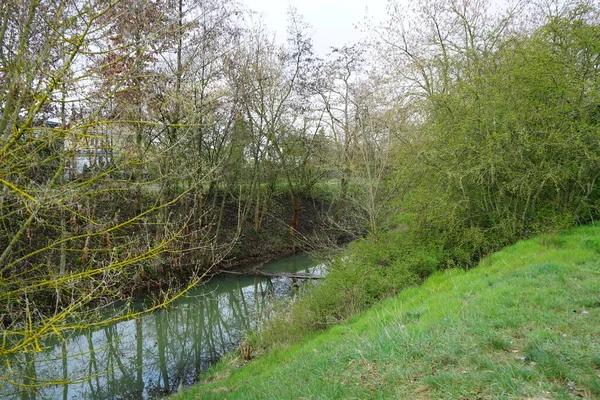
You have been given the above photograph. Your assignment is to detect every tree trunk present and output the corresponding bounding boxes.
[254,184,261,230]
[335,175,348,223]
[291,196,301,236]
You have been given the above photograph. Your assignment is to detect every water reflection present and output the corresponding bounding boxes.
[1,254,324,399]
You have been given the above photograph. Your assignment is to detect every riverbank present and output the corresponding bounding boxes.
[174,224,600,399]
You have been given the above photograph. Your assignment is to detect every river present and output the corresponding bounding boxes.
[0,254,325,400]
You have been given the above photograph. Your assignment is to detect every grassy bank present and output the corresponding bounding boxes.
[174,224,600,399]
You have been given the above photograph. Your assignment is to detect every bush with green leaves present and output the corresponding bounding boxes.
[392,4,600,268]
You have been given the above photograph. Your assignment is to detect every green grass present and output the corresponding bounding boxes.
[175,225,600,399]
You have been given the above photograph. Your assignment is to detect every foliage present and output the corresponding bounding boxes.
[385,0,600,267]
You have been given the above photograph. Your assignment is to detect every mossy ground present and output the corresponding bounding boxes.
[174,224,600,399]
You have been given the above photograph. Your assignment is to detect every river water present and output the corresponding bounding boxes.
[1,254,325,400]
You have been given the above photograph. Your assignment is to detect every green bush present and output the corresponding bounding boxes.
[288,231,442,330]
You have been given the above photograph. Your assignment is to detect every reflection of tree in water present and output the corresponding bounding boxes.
[23,352,37,400]
[1,258,321,399]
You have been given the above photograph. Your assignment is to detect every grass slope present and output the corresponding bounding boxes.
[176,225,600,399]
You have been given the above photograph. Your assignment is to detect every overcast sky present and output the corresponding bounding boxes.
[242,0,390,56]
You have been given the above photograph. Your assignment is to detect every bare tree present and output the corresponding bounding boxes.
[0,1,239,392]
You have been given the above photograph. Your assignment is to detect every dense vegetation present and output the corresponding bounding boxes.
[1,0,600,395]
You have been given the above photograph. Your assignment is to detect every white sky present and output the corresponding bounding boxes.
[242,0,390,56]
